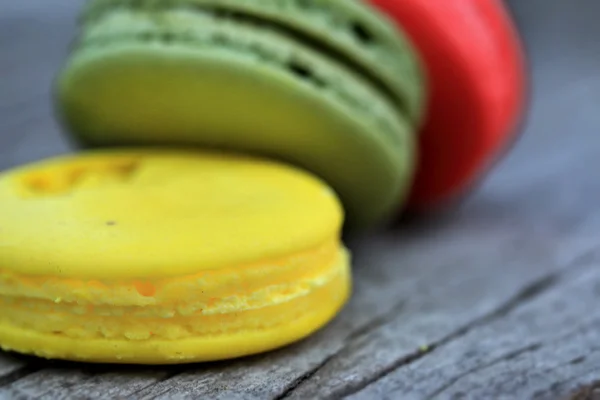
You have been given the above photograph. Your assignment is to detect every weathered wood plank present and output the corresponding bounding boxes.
[2,1,600,399]
[0,354,26,386]
[0,367,170,400]
[348,256,600,400]
[0,183,595,400]
[0,226,565,400]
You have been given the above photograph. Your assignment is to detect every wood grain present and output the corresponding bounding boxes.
[2,0,600,399]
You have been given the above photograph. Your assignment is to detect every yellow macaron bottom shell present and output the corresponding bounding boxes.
[0,248,350,364]
[0,150,350,363]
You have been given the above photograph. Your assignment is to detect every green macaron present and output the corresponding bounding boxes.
[55,0,426,230]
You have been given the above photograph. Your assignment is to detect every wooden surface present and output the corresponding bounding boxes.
[2,1,600,399]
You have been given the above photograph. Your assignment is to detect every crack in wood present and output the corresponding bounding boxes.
[273,300,408,400]
[124,371,184,400]
[534,365,600,400]
[326,272,562,399]
[347,300,408,341]
[541,330,600,375]
[426,343,544,399]
[488,274,561,318]
[274,353,339,400]
[0,365,41,388]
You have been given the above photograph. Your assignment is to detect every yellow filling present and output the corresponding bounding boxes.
[0,239,338,308]
[0,242,344,337]
[0,248,348,340]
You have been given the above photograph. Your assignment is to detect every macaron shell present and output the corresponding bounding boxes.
[56,8,417,229]
[0,150,342,278]
[369,0,527,210]
[83,0,427,127]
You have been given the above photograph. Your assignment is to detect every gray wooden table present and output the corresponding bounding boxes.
[2,1,600,399]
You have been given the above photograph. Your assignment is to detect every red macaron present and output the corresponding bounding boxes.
[370,0,527,211]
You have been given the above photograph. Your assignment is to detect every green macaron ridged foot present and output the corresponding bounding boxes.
[55,0,426,230]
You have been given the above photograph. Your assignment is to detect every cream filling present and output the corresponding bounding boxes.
[0,248,350,340]
[0,240,340,307]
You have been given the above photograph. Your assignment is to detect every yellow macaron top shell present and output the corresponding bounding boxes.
[0,149,343,279]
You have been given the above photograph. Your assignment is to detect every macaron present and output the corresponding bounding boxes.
[369,0,527,210]
[54,0,427,230]
[0,150,350,364]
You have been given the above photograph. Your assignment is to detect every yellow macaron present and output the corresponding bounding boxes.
[0,149,351,364]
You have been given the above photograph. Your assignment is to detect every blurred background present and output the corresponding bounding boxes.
[2,0,599,199]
